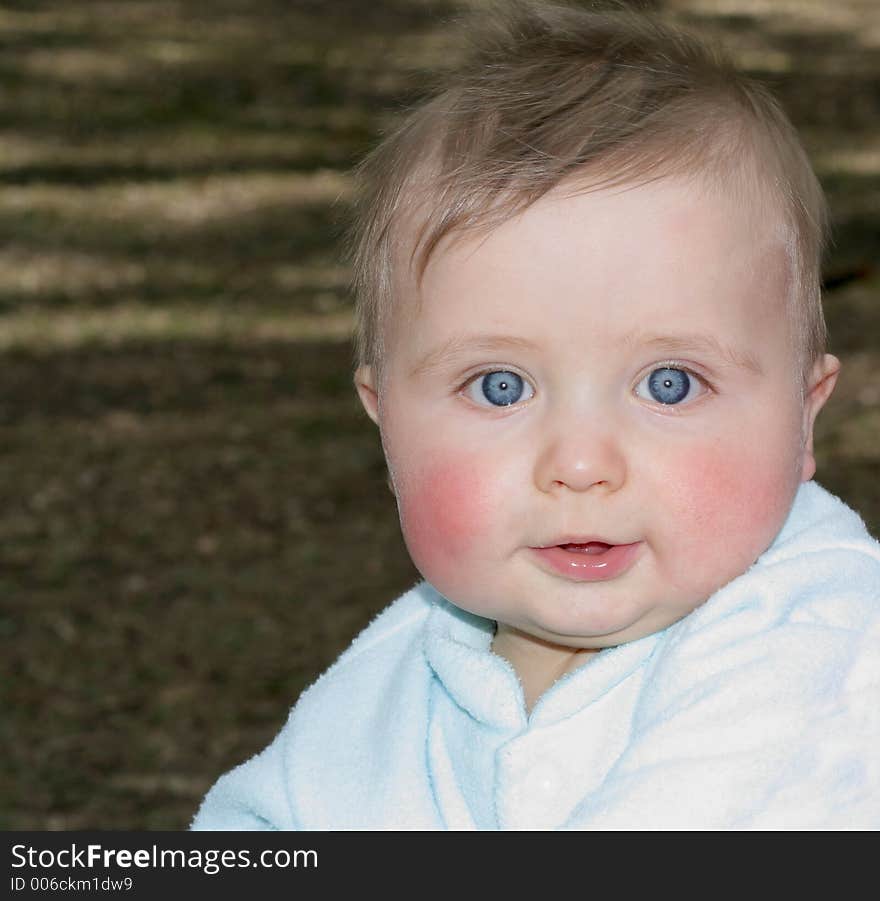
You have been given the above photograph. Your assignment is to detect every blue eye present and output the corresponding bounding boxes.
[636,367,701,405]
[465,370,534,407]
[482,371,524,406]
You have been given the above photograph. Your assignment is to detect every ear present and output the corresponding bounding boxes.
[354,365,380,425]
[800,353,841,482]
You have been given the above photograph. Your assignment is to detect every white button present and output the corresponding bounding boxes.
[522,762,562,798]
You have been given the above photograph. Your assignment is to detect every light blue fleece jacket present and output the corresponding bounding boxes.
[192,481,880,829]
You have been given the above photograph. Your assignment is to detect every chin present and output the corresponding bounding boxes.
[518,612,649,650]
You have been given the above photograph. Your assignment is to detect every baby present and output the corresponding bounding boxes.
[192,2,880,828]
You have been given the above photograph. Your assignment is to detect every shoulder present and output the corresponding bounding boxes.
[310,580,439,683]
[761,480,880,571]
[753,480,880,628]
[191,581,443,830]
[278,580,441,742]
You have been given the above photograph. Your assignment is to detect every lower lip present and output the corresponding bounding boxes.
[531,542,642,582]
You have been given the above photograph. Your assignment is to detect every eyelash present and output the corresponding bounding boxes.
[458,362,714,409]
[459,366,534,409]
[634,361,713,410]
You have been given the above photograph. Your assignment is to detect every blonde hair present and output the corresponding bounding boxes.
[347,1,829,383]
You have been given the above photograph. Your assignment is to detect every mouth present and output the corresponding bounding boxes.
[530,539,642,582]
[557,541,614,555]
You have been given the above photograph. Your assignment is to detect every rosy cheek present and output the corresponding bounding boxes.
[394,456,495,582]
[661,439,797,576]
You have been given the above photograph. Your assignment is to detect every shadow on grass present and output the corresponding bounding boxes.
[1,338,419,829]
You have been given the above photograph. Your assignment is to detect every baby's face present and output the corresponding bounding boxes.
[357,175,838,651]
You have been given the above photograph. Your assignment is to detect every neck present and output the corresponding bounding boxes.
[491,624,599,714]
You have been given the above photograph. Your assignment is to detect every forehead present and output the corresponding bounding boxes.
[389,174,794,361]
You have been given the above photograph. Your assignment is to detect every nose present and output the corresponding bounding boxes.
[533,420,627,494]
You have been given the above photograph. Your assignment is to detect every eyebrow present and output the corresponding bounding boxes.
[622,330,764,376]
[408,329,764,378]
[409,334,539,377]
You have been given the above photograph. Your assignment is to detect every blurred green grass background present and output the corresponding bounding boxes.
[2,0,878,829]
